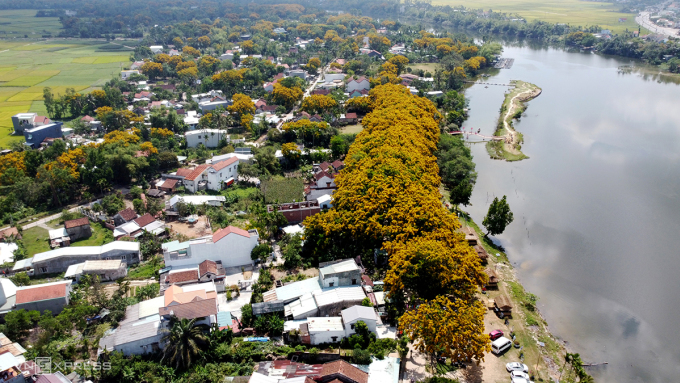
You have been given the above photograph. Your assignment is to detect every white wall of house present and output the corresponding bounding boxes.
[121,70,139,80]
[345,317,377,337]
[164,233,258,269]
[111,334,163,356]
[324,73,345,82]
[310,329,346,345]
[206,161,239,191]
[185,130,227,148]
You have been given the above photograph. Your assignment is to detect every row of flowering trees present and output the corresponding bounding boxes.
[302,84,490,366]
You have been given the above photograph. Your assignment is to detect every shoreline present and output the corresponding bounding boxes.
[459,212,570,382]
[486,80,542,162]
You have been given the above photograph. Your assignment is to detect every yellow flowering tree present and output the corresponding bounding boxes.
[300,95,338,115]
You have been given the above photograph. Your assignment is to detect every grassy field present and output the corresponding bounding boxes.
[0,10,63,37]
[21,227,50,256]
[71,222,113,247]
[433,0,641,34]
[407,63,438,73]
[0,39,134,148]
[340,124,363,134]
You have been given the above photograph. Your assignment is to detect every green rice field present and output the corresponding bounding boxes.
[0,39,134,147]
[0,10,63,37]
[434,0,642,34]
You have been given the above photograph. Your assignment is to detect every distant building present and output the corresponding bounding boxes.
[64,217,91,241]
[15,281,72,314]
[121,70,140,80]
[268,201,321,224]
[179,156,239,192]
[23,122,63,148]
[11,113,51,135]
[184,129,228,149]
[149,45,164,54]
[64,260,127,282]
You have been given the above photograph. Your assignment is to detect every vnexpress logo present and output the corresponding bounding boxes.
[35,357,52,373]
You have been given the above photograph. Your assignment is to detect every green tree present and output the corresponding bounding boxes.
[483,195,514,236]
[161,317,208,370]
[101,193,125,216]
[361,297,373,307]
[240,304,254,327]
[330,136,349,159]
[251,243,272,262]
[437,134,476,207]
[9,272,30,286]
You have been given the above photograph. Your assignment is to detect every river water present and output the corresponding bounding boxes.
[463,45,680,382]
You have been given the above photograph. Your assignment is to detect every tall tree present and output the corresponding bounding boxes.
[161,317,208,370]
[483,195,514,236]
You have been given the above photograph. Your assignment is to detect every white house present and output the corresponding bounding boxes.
[180,157,239,193]
[346,77,370,93]
[191,90,231,112]
[121,70,140,80]
[162,226,259,269]
[149,45,164,54]
[185,129,228,148]
[307,317,345,345]
[183,111,200,130]
[341,305,378,337]
[263,82,275,93]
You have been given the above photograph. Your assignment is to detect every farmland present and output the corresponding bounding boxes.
[0,10,62,37]
[433,0,641,34]
[0,39,134,147]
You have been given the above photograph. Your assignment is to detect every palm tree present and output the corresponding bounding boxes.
[161,316,208,370]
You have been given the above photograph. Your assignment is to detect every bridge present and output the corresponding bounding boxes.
[450,129,505,141]
[464,81,513,87]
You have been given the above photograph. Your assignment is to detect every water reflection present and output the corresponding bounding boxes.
[463,45,680,382]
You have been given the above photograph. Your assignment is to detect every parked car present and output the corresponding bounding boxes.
[489,329,504,340]
[511,371,530,380]
[506,362,529,373]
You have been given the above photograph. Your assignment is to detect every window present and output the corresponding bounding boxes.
[329,282,334,287]
[352,279,357,285]
[40,267,47,273]
[198,135,202,139]
[331,336,338,342]
[351,324,355,330]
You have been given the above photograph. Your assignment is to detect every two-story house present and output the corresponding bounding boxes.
[346,77,370,93]
[162,226,258,269]
[181,157,239,193]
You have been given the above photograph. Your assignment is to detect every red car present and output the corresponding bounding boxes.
[489,330,504,340]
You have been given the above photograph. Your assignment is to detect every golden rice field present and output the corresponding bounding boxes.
[433,0,641,34]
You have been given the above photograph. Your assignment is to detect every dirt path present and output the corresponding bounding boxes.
[500,82,542,154]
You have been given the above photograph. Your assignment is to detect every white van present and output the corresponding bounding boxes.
[491,336,512,355]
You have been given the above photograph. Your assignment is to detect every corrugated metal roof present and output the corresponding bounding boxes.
[319,259,360,276]
[252,300,285,315]
[32,242,139,263]
[313,286,365,308]
[340,305,376,324]
[307,317,343,332]
[217,311,232,328]
[275,278,321,302]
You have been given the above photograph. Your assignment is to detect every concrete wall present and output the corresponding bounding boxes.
[164,233,258,268]
[310,329,345,345]
[15,297,69,314]
[318,298,365,317]
[83,265,127,282]
[111,335,163,356]
[24,122,63,148]
[11,113,36,135]
[33,249,140,276]
[345,318,377,337]
[185,130,227,148]
[321,269,362,288]
[66,225,92,241]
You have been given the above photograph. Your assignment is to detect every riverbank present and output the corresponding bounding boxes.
[486,80,542,161]
[459,212,570,382]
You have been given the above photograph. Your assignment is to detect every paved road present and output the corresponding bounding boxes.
[636,11,680,38]
[15,206,81,231]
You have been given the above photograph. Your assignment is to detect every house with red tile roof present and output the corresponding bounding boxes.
[113,208,138,226]
[64,217,91,241]
[179,156,239,193]
[162,226,259,269]
[0,227,20,242]
[15,281,72,314]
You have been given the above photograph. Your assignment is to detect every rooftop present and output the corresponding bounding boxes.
[82,259,124,272]
[275,278,322,302]
[306,316,344,332]
[184,164,210,181]
[213,226,252,242]
[321,360,368,383]
[64,217,89,229]
[313,286,366,308]
[32,241,139,263]
[15,281,71,304]
[341,305,377,324]
[319,259,360,276]
[133,213,155,228]
[116,208,137,222]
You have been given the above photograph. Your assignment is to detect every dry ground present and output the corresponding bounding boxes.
[167,215,212,239]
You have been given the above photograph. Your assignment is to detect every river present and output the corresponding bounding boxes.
[463,45,680,382]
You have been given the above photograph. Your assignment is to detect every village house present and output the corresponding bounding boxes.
[166,195,226,211]
[113,208,138,226]
[14,281,72,314]
[318,259,362,288]
[160,259,227,292]
[121,70,139,80]
[24,122,63,148]
[0,228,20,243]
[179,156,239,192]
[11,113,51,135]
[64,217,91,241]
[12,242,140,276]
[346,77,370,93]
[184,129,228,148]
[158,283,219,326]
[149,45,163,53]
[162,226,259,269]
[64,260,128,282]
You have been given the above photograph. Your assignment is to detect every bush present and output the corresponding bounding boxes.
[351,348,372,364]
